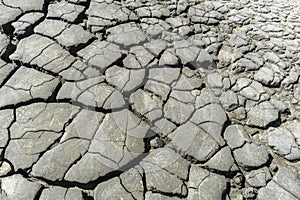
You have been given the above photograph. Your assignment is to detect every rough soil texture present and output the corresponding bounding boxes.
[0,0,300,199]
